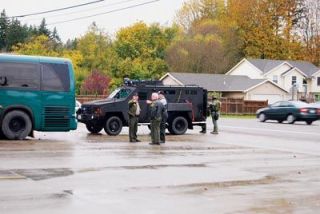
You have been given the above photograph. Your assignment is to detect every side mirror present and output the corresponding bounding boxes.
[0,76,7,86]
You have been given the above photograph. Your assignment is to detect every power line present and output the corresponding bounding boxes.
[11,0,105,18]
[47,0,160,26]
[24,0,141,22]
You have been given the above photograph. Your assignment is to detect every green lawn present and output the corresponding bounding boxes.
[220,114,256,119]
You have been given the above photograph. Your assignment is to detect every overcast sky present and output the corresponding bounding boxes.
[2,0,185,42]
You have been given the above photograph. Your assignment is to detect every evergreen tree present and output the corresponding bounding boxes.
[6,18,29,51]
[51,27,61,43]
[0,10,9,51]
[38,18,50,37]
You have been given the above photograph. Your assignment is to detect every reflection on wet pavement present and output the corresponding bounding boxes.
[0,119,320,214]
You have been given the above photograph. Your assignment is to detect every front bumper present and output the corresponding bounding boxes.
[77,113,103,123]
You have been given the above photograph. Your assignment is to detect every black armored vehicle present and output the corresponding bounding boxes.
[77,80,208,135]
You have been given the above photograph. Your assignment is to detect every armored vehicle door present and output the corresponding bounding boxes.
[136,89,150,123]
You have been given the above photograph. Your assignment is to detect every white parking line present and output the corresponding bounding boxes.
[221,125,320,136]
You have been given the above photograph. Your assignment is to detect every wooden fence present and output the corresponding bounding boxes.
[220,98,268,114]
[77,95,106,104]
[77,96,268,115]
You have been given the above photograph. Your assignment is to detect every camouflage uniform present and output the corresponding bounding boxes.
[149,100,164,145]
[128,99,140,142]
[210,99,221,134]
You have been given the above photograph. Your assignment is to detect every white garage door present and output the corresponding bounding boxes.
[251,94,282,104]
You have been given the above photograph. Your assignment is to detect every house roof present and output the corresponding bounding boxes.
[247,58,320,77]
[164,72,273,92]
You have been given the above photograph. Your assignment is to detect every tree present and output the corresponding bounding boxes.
[76,24,111,71]
[80,70,111,95]
[0,10,9,51]
[226,0,304,60]
[299,0,320,65]
[5,19,30,51]
[38,18,51,37]
[12,35,59,56]
[175,0,225,31]
[110,22,177,85]
[166,19,230,73]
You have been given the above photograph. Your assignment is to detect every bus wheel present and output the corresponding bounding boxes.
[104,116,123,136]
[1,110,32,140]
[169,116,188,135]
[86,123,103,134]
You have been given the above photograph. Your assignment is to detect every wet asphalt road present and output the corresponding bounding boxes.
[0,118,320,214]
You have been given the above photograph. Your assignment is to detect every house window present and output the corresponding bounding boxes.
[272,75,278,84]
[317,77,320,86]
[291,76,297,86]
[303,79,307,85]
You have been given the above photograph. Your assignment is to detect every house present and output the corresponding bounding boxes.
[226,58,320,101]
[160,72,289,104]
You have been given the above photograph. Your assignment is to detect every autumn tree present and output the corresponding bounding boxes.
[109,22,177,87]
[12,35,60,56]
[299,0,320,65]
[80,70,111,95]
[166,19,230,73]
[175,0,225,31]
[226,0,305,60]
[76,23,111,71]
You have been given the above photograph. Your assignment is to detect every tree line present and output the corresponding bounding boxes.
[1,0,320,95]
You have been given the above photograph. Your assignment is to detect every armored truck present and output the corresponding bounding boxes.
[77,80,208,136]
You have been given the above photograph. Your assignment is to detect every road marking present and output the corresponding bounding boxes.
[0,175,26,180]
[221,125,320,136]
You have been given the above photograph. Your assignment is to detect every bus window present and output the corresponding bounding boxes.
[41,63,70,92]
[0,62,40,89]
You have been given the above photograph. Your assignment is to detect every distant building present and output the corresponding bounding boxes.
[160,72,288,104]
[226,58,320,101]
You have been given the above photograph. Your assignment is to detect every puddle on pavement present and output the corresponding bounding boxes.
[127,175,278,194]
[5,164,207,181]
[13,168,74,181]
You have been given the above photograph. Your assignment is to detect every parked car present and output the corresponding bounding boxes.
[256,101,320,125]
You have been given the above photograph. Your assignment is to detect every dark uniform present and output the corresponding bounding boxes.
[149,100,164,145]
[128,98,140,142]
[210,97,221,134]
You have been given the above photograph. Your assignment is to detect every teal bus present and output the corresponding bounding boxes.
[0,54,77,140]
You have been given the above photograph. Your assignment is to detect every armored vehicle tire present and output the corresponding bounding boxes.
[104,116,123,136]
[1,110,32,140]
[169,116,188,135]
[0,130,5,139]
[86,123,103,134]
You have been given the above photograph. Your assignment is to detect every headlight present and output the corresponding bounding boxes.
[93,107,103,116]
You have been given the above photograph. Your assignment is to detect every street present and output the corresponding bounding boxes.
[0,118,320,214]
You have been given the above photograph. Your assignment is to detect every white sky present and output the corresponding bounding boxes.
[1,0,185,42]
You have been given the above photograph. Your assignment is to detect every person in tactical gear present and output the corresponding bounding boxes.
[158,91,168,143]
[148,93,164,145]
[210,96,221,134]
[128,93,141,142]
